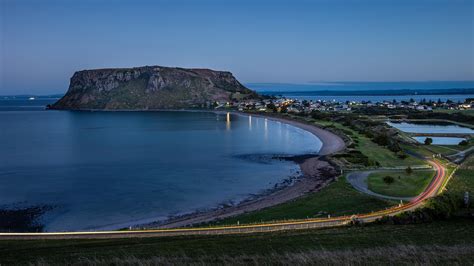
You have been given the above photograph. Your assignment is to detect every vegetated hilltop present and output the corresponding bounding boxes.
[50,66,259,110]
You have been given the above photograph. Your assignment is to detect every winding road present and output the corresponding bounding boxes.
[346,170,414,201]
[0,159,447,240]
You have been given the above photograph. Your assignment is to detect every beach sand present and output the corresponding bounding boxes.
[143,115,346,229]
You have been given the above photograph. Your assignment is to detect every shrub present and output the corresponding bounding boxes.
[383,176,395,184]
[398,153,408,159]
[459,140,469,146]
[424,137,433,145]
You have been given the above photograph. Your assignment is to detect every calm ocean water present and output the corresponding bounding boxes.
[246,81,474,102]
[0,99,321,231]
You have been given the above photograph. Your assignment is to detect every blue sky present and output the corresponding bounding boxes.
[1,0,473,94]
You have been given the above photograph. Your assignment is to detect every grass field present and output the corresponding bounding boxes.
[434,109,474,117]
[308,119,426,167]
[446,155,474,199]
[210,177,394,226]
[425,144,463,156]
[367,169,435,197]
[1,218,472,265]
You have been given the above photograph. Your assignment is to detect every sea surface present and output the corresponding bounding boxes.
[246,81,474,102]
[0,99,322,231]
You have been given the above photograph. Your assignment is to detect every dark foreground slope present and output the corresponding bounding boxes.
[0,219,472,265]
[51,66,258,110]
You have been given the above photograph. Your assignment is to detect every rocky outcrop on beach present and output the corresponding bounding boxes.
[50,66,259,110]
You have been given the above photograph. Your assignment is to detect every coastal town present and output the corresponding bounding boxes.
[225,96,474,114]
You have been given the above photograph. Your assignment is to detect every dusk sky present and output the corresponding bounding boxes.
[1,0,473,94]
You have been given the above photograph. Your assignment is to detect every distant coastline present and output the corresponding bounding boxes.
[261,88,474,97]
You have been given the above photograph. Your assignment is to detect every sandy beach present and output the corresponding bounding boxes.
[143,114,346,229]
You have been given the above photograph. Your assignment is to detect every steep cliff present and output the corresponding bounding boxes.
[50,66,259,110]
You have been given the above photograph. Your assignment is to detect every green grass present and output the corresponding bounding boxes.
[434,108,474,117]
[367,169,435,197]
[0,219,472,265]
[313,119,425,167]
[446,155,474,198]
[209,177,394,226]
[258,114,426,168]
[425,144,462,156]
[421,137,474,157]
[356,134,425,167]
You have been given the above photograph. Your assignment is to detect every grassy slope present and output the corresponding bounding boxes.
[210,177,394,226]
[367,170,435,197]
[447,155,474,198]
[435,109,474,117]
[309,119,425,167]
[426,144,463,156]
[0,219,472,265]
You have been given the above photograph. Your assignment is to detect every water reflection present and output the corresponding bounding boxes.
[226,112,231,131]
[264,118,268,140]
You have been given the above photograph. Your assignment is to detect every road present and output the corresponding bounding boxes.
[346,170,413,201]
[0,160,447,240]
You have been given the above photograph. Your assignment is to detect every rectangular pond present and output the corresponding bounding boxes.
[387,122,474,134]
[413,136,466,145]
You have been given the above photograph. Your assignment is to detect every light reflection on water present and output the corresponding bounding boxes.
[0,109,322,231]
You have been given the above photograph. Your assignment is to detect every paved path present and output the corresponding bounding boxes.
[447,145,474,163]
[346,170,413,201]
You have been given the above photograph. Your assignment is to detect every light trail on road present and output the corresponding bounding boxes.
[0,160,448,240]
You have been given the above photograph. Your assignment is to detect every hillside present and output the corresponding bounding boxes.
[50,66,258,110]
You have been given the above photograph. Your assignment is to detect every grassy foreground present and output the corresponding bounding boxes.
[367,169,435,197]
[0,218,472,265]
[211,177,394,226]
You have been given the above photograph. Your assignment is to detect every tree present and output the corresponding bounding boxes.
[266,103,277,112]
[383,176,395,184]
[424,137,433,145]
[459,140,469,146]
[406,166,413,175]
[398,152,408,159]
[373,134,389,146]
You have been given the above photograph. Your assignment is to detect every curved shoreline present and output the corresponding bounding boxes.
[40,109,346,230]
[242,113,345,155]
[139,112,346,229]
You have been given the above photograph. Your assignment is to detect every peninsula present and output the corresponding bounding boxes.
[50,66,259,110]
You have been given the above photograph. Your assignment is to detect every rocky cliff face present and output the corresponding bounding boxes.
[51,66,258,110]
